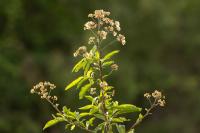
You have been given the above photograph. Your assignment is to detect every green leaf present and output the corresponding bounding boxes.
[72,58,85,72]
[65,76,83,90]
[88,117,95,126]
[116,124,126,133]
[62,106,76,119]
[102,61,114,67]
[114,104,142,115]
[79,105,93,110]
[103,50,119,61]
[80,112,91,118]
[70,125,75,130]
[43,117,64,130]
[112,117,130,123]
[77,77,89,89]
[85,95,93,102]
[93,114,105,120]
[84,62,91,75]
[79,83,93,99]
[128,129,135,133]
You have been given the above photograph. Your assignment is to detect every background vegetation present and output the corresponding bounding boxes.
[0,0,200,133]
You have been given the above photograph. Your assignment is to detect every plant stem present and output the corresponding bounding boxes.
[126,99,157,133]
[46,98,94,133]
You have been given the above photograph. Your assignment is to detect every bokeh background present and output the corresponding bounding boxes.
[0,0,200,133]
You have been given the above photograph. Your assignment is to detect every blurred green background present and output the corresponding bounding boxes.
[0,0,200,133]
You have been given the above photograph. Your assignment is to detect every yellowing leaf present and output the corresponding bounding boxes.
[65,76,83,91]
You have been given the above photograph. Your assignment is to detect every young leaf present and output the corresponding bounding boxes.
[88,117,95,126]
[72,58,85,72]
[65,76,83,91]
[102,50,119,61]
[116,124,126,133]
[70,125,75,130]
[43,117,64,130]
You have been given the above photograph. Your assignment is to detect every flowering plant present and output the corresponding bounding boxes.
[30,10,165,133]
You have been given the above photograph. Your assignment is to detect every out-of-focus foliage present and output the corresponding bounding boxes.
[0,0,199,133]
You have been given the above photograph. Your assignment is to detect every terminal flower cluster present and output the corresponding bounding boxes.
[84,9,126,45]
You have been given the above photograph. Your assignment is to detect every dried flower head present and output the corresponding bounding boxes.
[111,64,119,71]
[100,81,108,88]
[84,21,97,30]
[73,46,87,57]
[30,81,58,103]
[144,93,151,98]
[117,34,126,45]
[84,9,126,46]
[152,90,162,99]
[144,90,166,107]
[88,37,95,44]
[98,30,107,40]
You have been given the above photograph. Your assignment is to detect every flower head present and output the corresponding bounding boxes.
[117,34,126,45]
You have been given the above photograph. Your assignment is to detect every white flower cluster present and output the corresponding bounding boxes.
[84,9,126,45]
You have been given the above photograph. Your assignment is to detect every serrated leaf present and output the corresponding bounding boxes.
[72,58,85,72]
[79,105,93,110]
[65,76,83,91]
[103,50,119,61]
[116,124,126,133]
[43,117,64,130]
[79,83,93,99]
